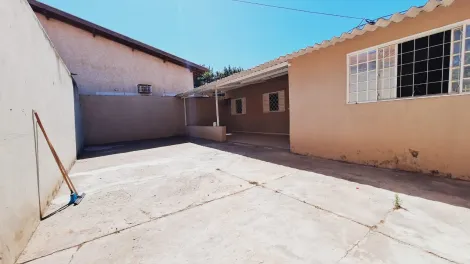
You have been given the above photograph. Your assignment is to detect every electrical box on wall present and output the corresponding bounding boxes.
[137,84,152,95]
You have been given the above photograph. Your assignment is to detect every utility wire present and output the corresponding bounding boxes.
[231,0,367,20]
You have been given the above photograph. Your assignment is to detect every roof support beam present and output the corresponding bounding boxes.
[215,89,220,126]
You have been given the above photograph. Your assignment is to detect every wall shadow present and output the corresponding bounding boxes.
[79,136,190,159]
[192,139,470,210]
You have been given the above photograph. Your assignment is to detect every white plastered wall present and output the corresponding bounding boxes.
[36,13,194,96]
[0,1,77,263]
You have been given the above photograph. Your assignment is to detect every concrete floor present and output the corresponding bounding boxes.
[17,139,470,264]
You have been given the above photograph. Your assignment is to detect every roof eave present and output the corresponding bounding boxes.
[28,0,208,74]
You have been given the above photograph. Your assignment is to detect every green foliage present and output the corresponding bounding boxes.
[194,65,244,88]
[393,193,402,210]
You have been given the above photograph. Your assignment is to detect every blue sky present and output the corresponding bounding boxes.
[39,0,426,71]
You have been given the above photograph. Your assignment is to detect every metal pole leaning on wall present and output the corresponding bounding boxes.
[215,89,220,126]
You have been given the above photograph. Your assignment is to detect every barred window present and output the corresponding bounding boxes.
[347,21,470,104]
[235,99,243,114]
[269,93,279,111]
[231,98,246,115]
[263,90,285,113]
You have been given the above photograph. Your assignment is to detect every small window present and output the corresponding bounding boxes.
[235,99,243,114]
[263,90,285,113]
[231,98,246,115]
[269,93,279,111]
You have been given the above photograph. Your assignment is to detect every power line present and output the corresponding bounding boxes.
[231,0,366,20]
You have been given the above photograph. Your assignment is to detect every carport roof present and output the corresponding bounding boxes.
[178,0,454,97]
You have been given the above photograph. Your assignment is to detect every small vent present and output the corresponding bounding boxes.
[137,84,152,95]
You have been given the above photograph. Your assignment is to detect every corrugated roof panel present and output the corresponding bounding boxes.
[183,0,455,96]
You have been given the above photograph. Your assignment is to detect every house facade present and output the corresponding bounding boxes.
[221,75,289,135]
[182,0,470,180]
[289,0,470,180]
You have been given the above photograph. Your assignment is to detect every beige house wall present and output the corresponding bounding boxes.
[289,0,470,180]
[0,1,77,263]
[220,75,290,134]
[80,96,185,145]
[36,13,194,96]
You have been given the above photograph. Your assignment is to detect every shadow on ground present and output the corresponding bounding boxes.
[78,136,189,159]
[190,139,470,210]
[80,137,470,210]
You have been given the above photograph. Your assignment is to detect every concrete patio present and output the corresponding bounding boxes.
[17,139,470,264]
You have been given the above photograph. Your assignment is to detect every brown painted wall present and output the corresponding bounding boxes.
[80,96,185,145]
[289,0,470,180]
[186,98,217,126]
[220,75,290,134]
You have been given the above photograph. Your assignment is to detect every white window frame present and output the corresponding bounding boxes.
[347,19,470,104]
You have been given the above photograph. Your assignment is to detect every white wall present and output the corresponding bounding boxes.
[0,1,77,263]
[36,13,195,96]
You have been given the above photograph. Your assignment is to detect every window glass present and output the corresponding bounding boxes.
[397,30,451,97]
[463,26,470,92]
[450,27,463,93]
[269,93,279,112]
[235,99,243,114]
[348,49,377,103]
[347,24,470,103]
[378,45,397,100]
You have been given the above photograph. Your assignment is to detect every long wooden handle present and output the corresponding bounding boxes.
[34,111,77,194]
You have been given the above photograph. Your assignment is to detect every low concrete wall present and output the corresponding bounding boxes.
[81,95,185,145]
[0,1,77,263]
[187,126,227,142]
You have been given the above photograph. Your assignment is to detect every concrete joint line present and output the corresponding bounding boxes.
[370,209,459,263]
[374,231,461,264]
[17,186,255,264]
[263,186,372,229]
[216,168,293,186]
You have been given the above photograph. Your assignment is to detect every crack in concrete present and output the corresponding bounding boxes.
[17,186,255,264]
[66,246,80,264]
[262,186,459,263]
[335,209,393,263]
[337,229,372,263]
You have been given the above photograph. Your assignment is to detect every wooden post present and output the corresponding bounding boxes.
[33,111,77,194]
